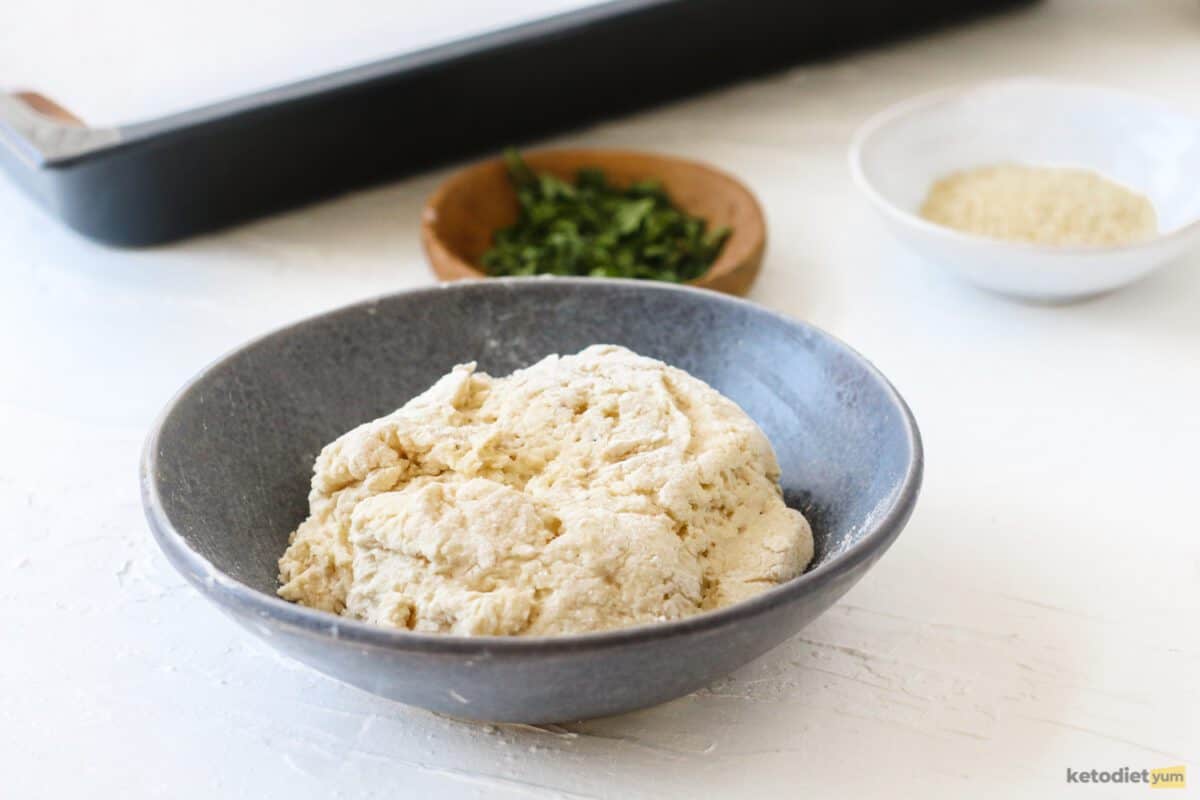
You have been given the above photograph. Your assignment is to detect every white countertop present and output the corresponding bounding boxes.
[2,1,1197,797]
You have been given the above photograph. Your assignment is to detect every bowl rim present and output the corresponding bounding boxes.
[848,77,1200,257]
[141,277,923,655]
[419,146,766,294]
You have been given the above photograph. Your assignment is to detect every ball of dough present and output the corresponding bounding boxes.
[278,345,812,636]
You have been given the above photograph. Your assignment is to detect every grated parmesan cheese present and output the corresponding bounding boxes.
[919,164,1157,247]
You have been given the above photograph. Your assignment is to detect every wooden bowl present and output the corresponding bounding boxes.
[420,149,766,295]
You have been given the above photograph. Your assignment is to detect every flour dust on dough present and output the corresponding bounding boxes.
[278,345,813,636]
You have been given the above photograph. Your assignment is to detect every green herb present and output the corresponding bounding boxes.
[481,150,731,282]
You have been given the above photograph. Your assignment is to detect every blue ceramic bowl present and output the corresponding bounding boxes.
[142,278,922,723]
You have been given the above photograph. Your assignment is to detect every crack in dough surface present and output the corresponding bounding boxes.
[278,345,813,636]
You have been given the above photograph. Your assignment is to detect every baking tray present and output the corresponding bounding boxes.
[0,0,1032,246]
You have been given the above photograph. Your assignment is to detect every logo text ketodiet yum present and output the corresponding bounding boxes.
[1066,766,1186,788]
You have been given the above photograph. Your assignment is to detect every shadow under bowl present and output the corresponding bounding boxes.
[141,278,922,723]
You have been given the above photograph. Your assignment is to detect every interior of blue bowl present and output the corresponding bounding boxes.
[149,279,916,597]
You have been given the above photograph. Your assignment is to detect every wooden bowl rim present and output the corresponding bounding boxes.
[420,147,767,292]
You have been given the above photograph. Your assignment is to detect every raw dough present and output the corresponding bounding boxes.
[278,345,812,636]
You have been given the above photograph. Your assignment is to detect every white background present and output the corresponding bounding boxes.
[0,1,1197,797]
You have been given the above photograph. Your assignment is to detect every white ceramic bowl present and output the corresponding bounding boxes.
[849,79,1200,301]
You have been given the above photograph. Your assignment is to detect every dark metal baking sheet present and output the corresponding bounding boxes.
[0,0,1033,246]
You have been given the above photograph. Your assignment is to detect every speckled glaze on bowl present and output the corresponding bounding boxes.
[141,278,922,723]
